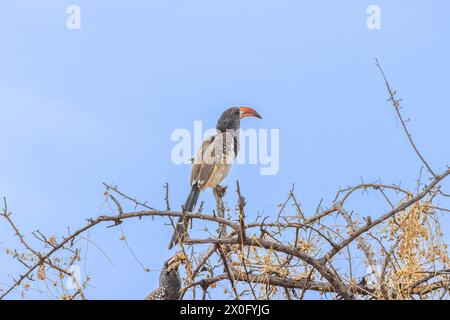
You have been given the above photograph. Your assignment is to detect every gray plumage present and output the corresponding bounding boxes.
[145,260,181,300]
[215,107,241,134]
[168,107,261,250]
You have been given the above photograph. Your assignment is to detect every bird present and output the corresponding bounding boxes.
[145,254,183,300]
[168,106,262,249]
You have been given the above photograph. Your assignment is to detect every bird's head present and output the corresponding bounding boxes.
[161,252,185,279]
[157,253,185,299]
[216,106,262,132]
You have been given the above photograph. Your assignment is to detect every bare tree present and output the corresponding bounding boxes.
[1,61,449,300]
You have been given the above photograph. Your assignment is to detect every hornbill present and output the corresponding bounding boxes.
[168,106,262,249]
[145,254,183,300]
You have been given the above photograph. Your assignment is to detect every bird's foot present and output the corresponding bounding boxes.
[214,185,228,198]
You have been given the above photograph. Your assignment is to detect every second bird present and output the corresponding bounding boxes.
[168,106,262,249]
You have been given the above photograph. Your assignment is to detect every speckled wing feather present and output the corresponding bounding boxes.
[190,135,215,188]
[145,287,166,300]
[191,132,237,190]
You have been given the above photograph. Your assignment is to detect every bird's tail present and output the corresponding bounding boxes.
[168,185,200,249]
[184,184,201,213]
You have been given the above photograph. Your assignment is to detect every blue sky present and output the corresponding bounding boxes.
[0,0,449,299]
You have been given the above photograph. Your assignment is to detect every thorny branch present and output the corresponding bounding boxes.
[0,60,449,300]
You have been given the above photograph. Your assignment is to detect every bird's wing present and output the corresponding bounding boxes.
[191,132,236,190]
[190,135,215,187]
[145,287,166,300]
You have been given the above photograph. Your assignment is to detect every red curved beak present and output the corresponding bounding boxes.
[239,106,262,119]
